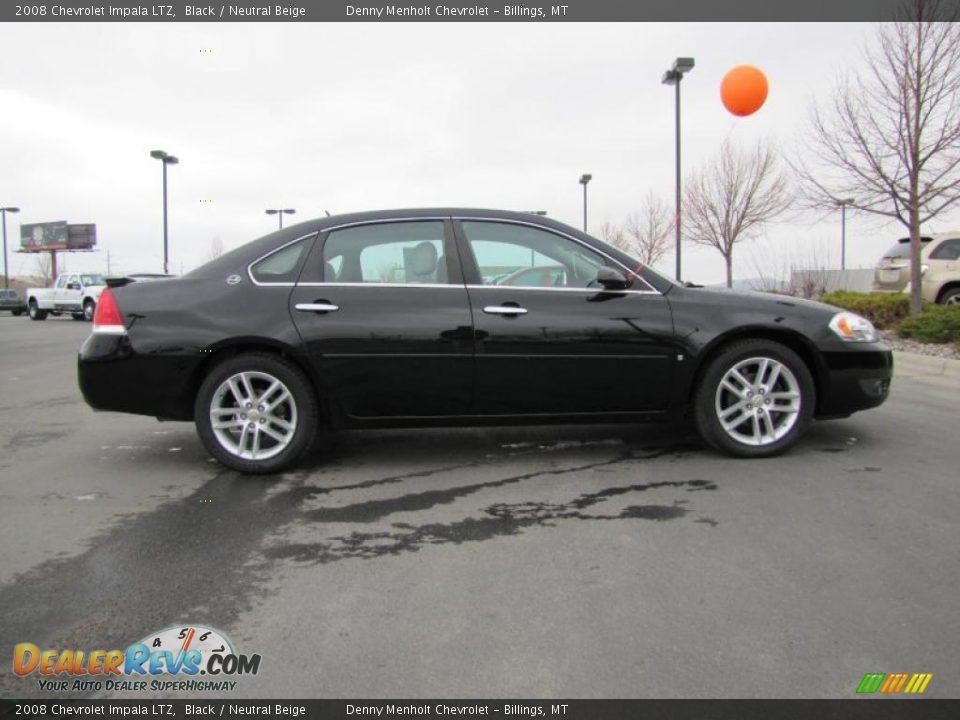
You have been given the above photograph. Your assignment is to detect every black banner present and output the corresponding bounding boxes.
[2,700,960,720]
[2,0,955,23]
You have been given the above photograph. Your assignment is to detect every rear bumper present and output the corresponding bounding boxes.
[78,333,199,421]
[816,347,893,418]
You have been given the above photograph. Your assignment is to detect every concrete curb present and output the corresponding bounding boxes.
[893,350,960,385]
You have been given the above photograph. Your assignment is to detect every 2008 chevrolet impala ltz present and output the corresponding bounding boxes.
[78,209,893,473]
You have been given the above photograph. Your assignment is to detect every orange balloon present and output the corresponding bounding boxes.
[720,65,768,117]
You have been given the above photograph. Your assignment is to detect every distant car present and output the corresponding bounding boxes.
[0,289,26,316]
[79,208,892,474]
[872,233,960,305]
[498,265,568,287]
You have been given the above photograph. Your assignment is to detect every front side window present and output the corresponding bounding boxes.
[461,221,608,289]
[80,274,104,286]
[250,237,311,284]
[322,221,449,285]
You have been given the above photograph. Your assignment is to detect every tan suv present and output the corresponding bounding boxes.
[872,233,960,305]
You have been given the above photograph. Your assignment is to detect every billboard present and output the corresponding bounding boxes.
[67,224,97,249]
[20,222,96,251]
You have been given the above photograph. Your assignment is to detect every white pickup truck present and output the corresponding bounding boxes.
[26,272,106,321]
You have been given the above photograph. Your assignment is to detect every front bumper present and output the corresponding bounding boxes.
[816,347,893,418]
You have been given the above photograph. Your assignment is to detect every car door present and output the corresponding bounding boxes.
[288,218,474,420]
[55,275,78,307]
[455,218,677,416]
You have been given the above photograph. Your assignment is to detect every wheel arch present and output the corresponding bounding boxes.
[935,281,960,304]
[687,326,827,415]
[186,338,325,421]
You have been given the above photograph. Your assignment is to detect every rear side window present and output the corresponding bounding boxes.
[250,237,312,284]
[929,239,960,261]
[321,221,451,285]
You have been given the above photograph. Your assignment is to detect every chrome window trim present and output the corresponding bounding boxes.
[246,216,661,294]
[454,216,660,294]
[292,282,659,295]
[250,218,452,287]
[296,282,465,289]
[464,284,661,296]
[247,232,319,287]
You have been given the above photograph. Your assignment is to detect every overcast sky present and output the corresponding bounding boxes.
[2,21,959,283]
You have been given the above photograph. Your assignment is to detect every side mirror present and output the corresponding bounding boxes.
[596,266,631,290]
[67,282,81,290]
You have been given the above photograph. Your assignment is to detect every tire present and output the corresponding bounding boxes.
[72,313,86,321]
[83,299,96,321]
[694,339,815,458]
[194,353,318,474]
[12,310,22,316]
[28,301,47,321]
[939,287,960,306]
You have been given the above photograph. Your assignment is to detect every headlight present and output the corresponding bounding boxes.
[829,312,878,343]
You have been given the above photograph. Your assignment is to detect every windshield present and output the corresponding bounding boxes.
[80,274,105,286]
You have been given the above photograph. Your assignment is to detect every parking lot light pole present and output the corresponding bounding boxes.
[150,150,179,274]
[1,206,20,289]
[662,57,695,283]
[265,208,296,230]
[836,198,855,271]
[578,174,592,232]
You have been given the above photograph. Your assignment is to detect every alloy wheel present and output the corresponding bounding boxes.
[209,371,298,461]
[714,356,801,446]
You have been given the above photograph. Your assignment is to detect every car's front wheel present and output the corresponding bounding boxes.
[694,339,815,458]
[194,353,318,474]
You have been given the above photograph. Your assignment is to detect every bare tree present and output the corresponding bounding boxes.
[203,236,224,264]
[34,254,52,285]
[599,220,626,250]
[684,138,790,288]
[600,192,674,267]
[794,0,960,313]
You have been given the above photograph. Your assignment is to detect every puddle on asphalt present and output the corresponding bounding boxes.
[0,438,716,690]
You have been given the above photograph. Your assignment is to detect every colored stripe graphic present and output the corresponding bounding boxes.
[856,672,932,694]
[857,673,886,693]
[880,673,909,693]
[904,673,933,694]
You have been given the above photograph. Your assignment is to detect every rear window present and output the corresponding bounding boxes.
[882,238,932,259]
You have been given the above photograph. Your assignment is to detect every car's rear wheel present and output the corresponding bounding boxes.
[83,299,96,321]
[939,287,960,306]
[694,339,815,458]
[28,301,47,321]
[194,353,318,474]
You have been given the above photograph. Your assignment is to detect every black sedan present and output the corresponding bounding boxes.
[78,209,892,474]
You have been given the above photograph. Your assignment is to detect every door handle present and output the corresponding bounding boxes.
[483,304,528,316]
[295,302,340,313]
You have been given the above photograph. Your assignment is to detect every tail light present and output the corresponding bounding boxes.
[92,288,126,335]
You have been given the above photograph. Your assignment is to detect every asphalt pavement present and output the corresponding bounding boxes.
[0,314,957,699]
